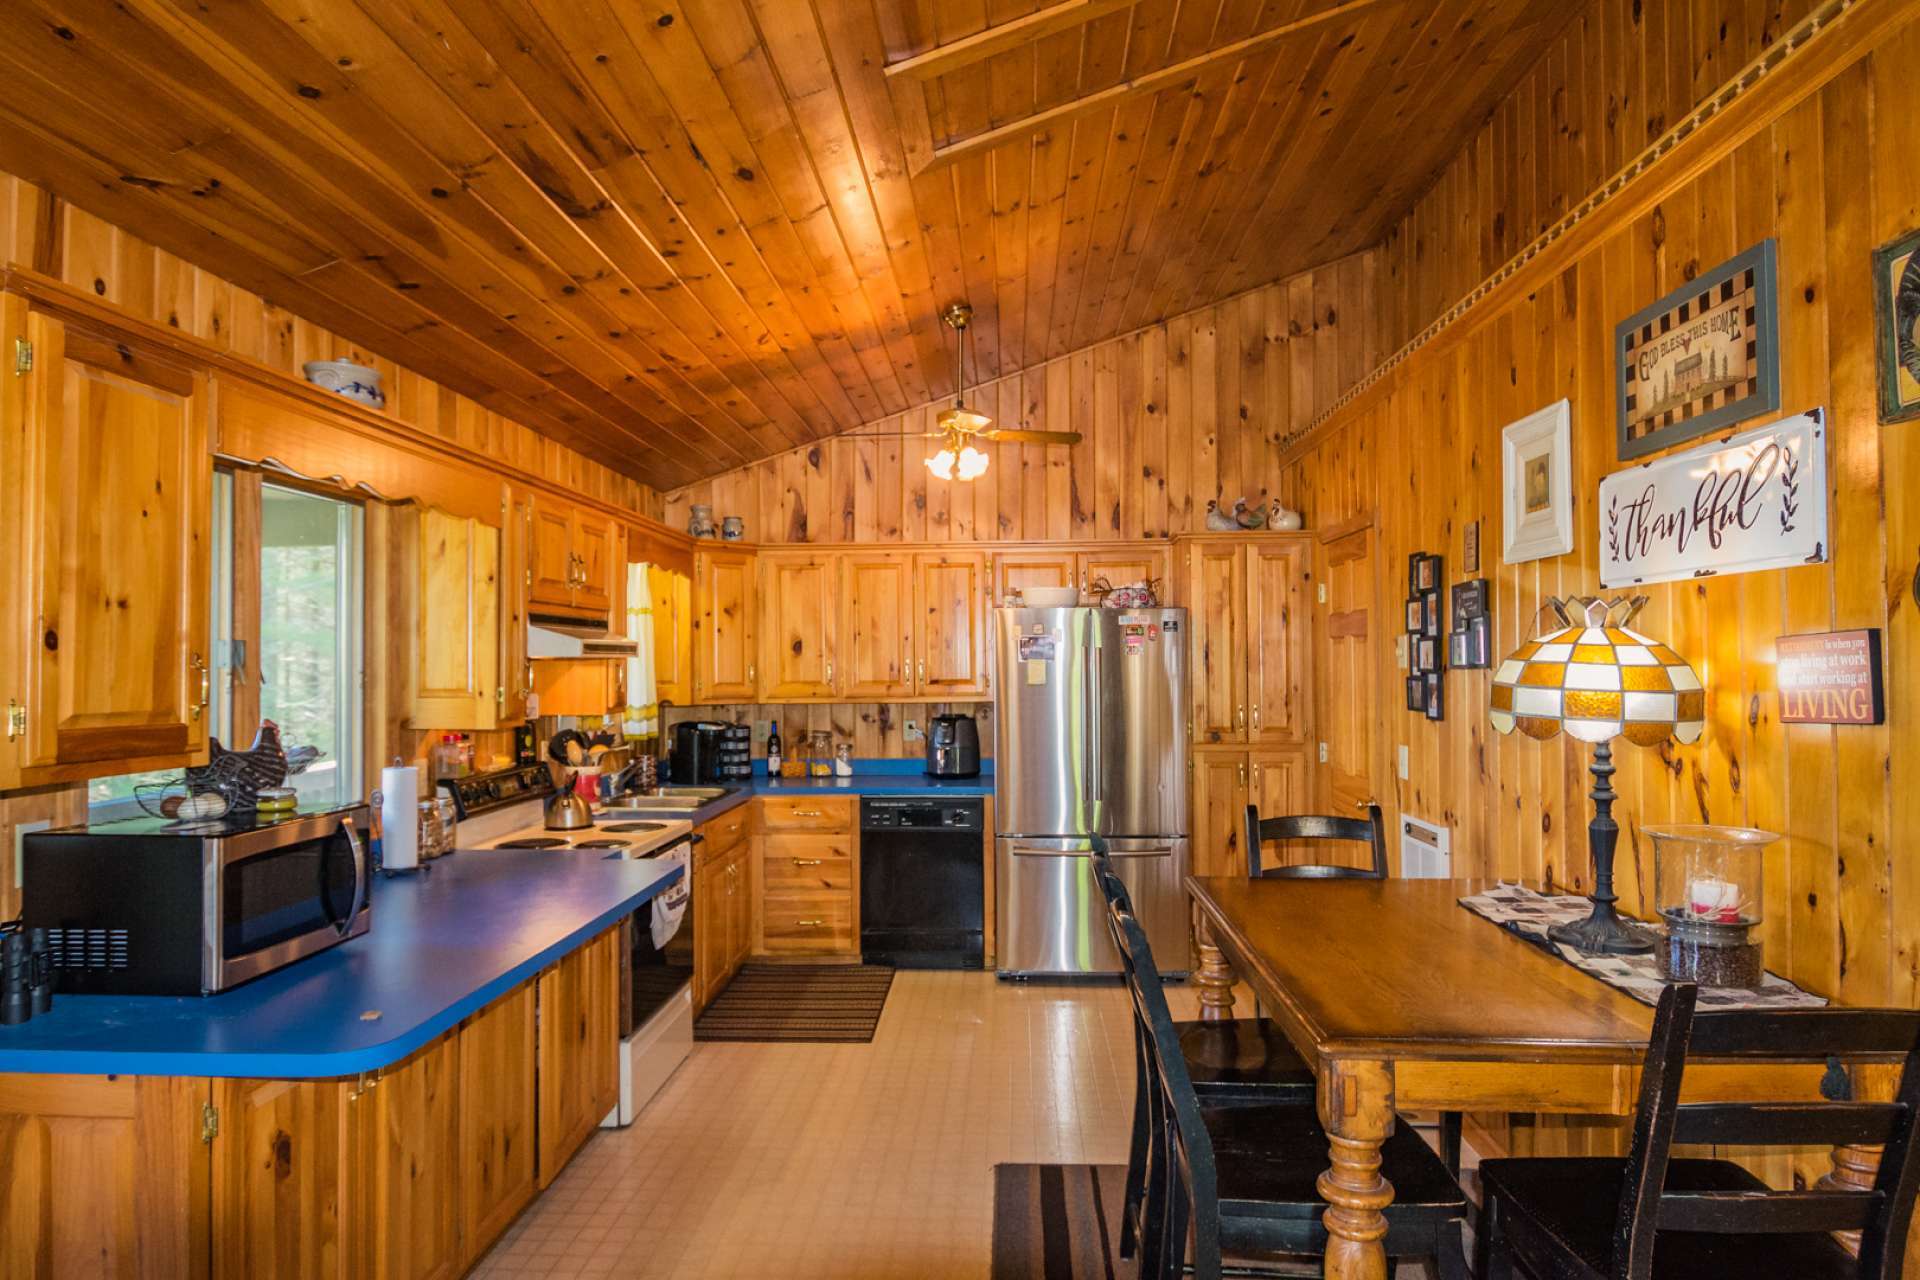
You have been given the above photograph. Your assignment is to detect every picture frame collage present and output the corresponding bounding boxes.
[1449,578,1492,670]
[1405,552,1444,721]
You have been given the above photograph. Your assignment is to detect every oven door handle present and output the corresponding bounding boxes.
[336,814,369,937]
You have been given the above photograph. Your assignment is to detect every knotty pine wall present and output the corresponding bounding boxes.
[1282,3,1920,1190]
[0,171,664,922]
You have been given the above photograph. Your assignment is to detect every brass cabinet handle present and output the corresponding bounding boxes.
[1235,704,1245,731]
[796,919,824,928]
[791,809,824,818]
[791,858,824,866]
[825,660,833,686]
[917,659,926,685]
[190,652,209,721]
[1237,761,1246,787]
[748,662,756,685]
[1252,704,1261,732]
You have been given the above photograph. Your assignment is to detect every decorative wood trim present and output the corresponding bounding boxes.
[1280,0,1879,465]
[883,0,1139,82]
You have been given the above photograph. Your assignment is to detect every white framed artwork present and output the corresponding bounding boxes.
[1502,399,1574,564]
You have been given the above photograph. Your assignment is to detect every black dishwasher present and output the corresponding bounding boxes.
[860,797,985,969]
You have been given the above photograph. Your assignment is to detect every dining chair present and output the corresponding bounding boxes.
[1243,801,1389,879]
[1101,891,1471,1280]
[1476,982,1920,1280]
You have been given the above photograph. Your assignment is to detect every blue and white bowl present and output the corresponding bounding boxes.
[303,359,386,409]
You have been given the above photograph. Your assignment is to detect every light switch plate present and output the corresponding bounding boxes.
[1397,745,1410,780]
[14,819,48,896]
[904,719,924,741]
[1396,634,1409,670]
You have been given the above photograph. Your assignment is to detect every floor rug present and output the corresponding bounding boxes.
[693,964,895,1043]
[991,1163,1131,1280]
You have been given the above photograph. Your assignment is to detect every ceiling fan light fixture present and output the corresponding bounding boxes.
[925,447,957,480]
[956,444,990,480]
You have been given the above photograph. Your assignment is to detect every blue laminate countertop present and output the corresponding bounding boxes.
[679,762,994,825]
[0,849,681,1079]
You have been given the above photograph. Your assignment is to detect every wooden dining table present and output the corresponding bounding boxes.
[1185,875,1887,1280]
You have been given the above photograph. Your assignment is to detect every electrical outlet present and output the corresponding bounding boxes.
[14,819,48,899]
[1397,745,1410,781]
[904,719,924,741]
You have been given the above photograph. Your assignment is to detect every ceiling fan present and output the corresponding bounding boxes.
[848,302,1081,479]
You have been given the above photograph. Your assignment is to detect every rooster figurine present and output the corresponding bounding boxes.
[1236,499,1271,530]
[185,720,321,810]
[1204,500,1240,532]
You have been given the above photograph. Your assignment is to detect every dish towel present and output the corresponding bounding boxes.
[651,844,691,948]
[624,562,659,738]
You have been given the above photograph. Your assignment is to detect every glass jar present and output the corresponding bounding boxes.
[807,731,833,778]
[1649,825,1777,988]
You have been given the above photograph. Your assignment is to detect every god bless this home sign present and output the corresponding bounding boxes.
[1598,408,1828,588]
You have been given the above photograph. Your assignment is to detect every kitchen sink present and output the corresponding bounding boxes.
[659,786,733,799]
[602,784,741,815]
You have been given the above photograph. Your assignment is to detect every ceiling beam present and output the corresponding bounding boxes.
[921,0,1397,171]
[883,0,1139,83]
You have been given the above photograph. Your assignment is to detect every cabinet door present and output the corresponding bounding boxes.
[500,489,532,724]
[1246,539,1310,744]
[459,984,538,1268]
[212,1076,357,1280]
[649,566,692,706]
[536,929,621,1188]
[1187,543,1247,744]
[1248,748,1313,874]
[730,846,755,973]
[24,312,212,771]
[0,1074,210,1278]
[759,554,837,698]
[366,1034,462,1280]
[841,554,914,697]
[1190,751,1250,880]
[692,850,726,1012]
[692,548,758,701]
[573,512,615,613]
[528,497,577,611]
[913,553,989,696]
[409,507,502,730]
[993,551,1076,605]
[1078,547,1171,597]
[759,833,856,956]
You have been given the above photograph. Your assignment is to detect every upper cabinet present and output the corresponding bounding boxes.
[649,565,692,708]
[914,552,990,698]
[528,495,618,617]
[991,547,1172,605]
[758,552,836,699]
[692,547,758,702]
[11,307,212,781]
[841,553,915,699]
[407,506,504,730]
[1180,535,1311,746]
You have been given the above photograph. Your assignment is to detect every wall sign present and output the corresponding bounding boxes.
[1777,629,1885,725]
[1616,239,1780,460]
[1599,409,1827,588]
[1871,226,1920,423]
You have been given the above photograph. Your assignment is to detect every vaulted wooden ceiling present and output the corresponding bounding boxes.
[0,0,1571,487]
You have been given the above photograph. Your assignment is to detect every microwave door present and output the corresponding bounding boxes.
[209,811,370,992]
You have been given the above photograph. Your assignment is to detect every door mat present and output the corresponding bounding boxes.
[693,964,895,1043]
[991,1164,1130,1280]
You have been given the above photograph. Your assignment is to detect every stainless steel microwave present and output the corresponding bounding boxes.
[22,805,371,995]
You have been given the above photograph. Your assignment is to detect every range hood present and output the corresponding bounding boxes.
[527,613,640,660]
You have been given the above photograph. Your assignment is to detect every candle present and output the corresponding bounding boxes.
[1688,876,1742,923]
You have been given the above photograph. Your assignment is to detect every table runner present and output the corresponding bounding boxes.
[1460,883,1826,1009]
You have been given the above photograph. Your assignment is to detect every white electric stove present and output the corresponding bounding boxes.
[440,765,696,1126]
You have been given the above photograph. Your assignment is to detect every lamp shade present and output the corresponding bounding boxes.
[1489,596,1704,747]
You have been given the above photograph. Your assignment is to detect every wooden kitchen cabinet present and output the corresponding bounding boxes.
[536,927,621,1188]
[992,550,1076,604]
[362,1033,463,1280]
[1181,535,1311,745]
[458,983,538,1269]
[840,553,915,697]
[211,1074,361,1280]
[572,512,615,613]
[0,1073,210,1278]
[1187,541,1247,744]
[528,495,617,616]
[993,547,1172,605]
[1245,540,1311,744]
[1080,547,1172,599]
[693,807,755,1009]
[14,307,213,781]
[913,552,989,697]
[692,546,758,701]
[755,797,857,959]
[407,506,503,730]
[1190,749,1251,880]
[759,551,838,698]
[649,565,693,706]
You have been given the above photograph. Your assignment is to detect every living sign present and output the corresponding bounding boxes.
[1598,409,1828,588]
[1776,629,1885,725]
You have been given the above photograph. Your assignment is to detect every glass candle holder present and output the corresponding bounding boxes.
[1648,824,1777,988]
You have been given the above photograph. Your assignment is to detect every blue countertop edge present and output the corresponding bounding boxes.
[0,855,682,1080]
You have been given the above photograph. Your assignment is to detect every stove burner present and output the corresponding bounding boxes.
[573,838,632,850]
[601,822,669,833]
[495,836,571,850]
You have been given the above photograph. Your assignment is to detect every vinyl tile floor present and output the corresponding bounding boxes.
[473,972,1450,1279]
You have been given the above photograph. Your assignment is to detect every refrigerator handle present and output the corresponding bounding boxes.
[1087,626,1102,816]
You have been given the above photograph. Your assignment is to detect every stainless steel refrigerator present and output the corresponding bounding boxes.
[993,606,1189,976]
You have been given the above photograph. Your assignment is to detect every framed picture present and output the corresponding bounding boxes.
[1406,598,1424,631]
[1408,554,1423,594]
[1406,677,1427,713]
[1424,674,1445,722]
[1415,555,1439,591]
[1423,598,1441,637]
[1873,227,1920,423]
[1616,239,1780,459]
[1463,520,1481,574]
[1417,638,1438,672]
[1502,399,1573,564]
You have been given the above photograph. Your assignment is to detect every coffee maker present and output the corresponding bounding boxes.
[925,714,981,778]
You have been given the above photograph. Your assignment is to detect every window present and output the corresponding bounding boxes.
[89,475,365,817]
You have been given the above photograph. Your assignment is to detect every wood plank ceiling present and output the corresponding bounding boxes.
[0,0,1572,487]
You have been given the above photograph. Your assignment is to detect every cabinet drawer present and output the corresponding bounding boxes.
[757,796,853,832]
[761,835,854,893]
[699,805,751,855]
[761,892,855,954]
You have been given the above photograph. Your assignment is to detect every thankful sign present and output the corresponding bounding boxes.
[1777,629,1885,725]
[1599,409,1828,588]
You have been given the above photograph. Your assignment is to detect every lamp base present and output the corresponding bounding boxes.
[1547,907,1656,956]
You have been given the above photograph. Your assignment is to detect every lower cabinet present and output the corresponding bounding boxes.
[1191,746,1310,878]
[0,927,622,1279]
[536,929,622,1189]
[692,808,754,1012]
[755,798,858,960]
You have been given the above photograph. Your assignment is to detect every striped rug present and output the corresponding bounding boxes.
[693,964,895,1043]
[991,1163,1131,1280]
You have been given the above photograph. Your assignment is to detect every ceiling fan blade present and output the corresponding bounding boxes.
[977,428,1083,445]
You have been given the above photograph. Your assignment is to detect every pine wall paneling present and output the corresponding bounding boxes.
[1280,3,1920,1201]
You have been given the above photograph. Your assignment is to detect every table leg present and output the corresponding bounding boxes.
[1193,918,1237,1022]
[1818,1062,1898,1255]
[1318,1059,1396,1280]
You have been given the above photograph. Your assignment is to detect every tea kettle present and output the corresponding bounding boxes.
[545,773,595,831]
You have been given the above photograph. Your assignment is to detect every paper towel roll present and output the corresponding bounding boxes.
[380,764,420,871]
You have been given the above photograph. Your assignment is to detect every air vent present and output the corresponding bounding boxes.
[47,927,130,971]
